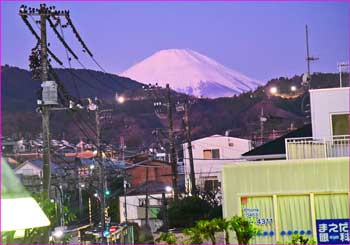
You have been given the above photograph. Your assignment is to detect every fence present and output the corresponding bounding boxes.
[285,135,350,160]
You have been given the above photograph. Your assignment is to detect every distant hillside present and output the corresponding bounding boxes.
[1,65,143,112]
[2,65,348,147]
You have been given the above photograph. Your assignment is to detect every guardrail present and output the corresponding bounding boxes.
[285,135,350,160]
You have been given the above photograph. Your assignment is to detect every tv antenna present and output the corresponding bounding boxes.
[302,25,319,89]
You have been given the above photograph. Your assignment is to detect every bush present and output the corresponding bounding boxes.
[277,234,316,244]
[165,196,220,228]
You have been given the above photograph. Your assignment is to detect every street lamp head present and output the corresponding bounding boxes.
[90,164,95,170]
[290,85,297,92]
[115,93,125,104]
[165,186,173,193]
[269,86,278,95]
[94,193,99,198]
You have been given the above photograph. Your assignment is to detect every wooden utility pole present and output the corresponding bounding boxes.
[94,99,107,244]
[184,99,196,195]
[145,167,149,225]
[39,4,51,200]
[166,84,178,199]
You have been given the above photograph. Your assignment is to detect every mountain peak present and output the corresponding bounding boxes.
[120,49,265,98]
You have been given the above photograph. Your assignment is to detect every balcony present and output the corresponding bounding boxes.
[285,135,350,160]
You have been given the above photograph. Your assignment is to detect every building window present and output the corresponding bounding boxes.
[203,177,220,191]
[203,149,220,159]
[331,114,350,136]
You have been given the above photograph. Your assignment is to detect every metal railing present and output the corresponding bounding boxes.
[285,135,350,160]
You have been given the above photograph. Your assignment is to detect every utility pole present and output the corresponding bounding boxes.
[161,193,168,231]
[94,98,107,244]
[145,167,149,225]
[260,107,265,145]
[20,3,66,200]
[123,172,128,224]
[184,99,196,195]
[166,84,178,199]
[304,25,319,89]
[40,4,51,200]
[337,62,350,88]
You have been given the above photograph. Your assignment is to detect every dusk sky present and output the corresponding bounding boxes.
[2,1,349,82]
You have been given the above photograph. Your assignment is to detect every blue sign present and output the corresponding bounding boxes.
[316,219,350,244]
[103,230,110,237]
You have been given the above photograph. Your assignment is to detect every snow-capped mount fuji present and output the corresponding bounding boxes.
[120,49,265,98]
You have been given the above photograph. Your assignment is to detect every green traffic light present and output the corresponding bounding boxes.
[105,190,110,196]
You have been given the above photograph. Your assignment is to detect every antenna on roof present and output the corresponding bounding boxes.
[302,25,319,89]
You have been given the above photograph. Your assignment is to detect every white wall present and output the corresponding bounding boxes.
[119,193,172,232]
[183,135,251,190]
[310,87,350,139]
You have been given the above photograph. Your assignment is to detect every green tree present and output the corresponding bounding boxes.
[183,218,224,244]
[14,193,76,244]
[228,215,260,244]
[277,234,316,244]
[162,194,222,229]
[155,232,177,244]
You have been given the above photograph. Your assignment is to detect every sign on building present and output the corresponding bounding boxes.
[316,219,350,244]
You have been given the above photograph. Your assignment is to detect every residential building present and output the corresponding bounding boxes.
[118,157,177,232]
[182,135,251,192]
[222,87,350,244]
[285,87,350,160]
[119,182,172,232]
[124,158,174,189]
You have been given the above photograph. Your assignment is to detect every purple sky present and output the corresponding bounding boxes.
[2,1,349,81]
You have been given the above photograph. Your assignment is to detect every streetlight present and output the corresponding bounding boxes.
[290,85,297,92]
[165,186,173,193]
[269,86,278,95]
[115,93,125,104]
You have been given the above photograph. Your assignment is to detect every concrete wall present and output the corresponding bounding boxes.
[310,87,350,139]
[183,135,251,189]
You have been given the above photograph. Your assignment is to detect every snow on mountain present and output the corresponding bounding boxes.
[120,49,265,98]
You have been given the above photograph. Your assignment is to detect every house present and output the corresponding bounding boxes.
[222,87,350,244]
[242,124,312,161]
[118,157,176,232]
[182,135,251,192]
[124,158,174,191]
[285,87,350,160]
[119,181,173,232]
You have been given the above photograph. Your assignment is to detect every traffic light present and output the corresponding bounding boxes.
[104,189,110,196]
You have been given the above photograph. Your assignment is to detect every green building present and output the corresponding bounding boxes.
[222,157,348,244]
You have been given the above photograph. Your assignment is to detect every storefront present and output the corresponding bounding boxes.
[222,157,349,244]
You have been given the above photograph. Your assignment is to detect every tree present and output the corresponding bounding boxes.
[277,234,316,244]
[2,193,76,244]
[183,218,224,245]
[228,215,260,244]
[160,191,222,229]
[155,232,177,244]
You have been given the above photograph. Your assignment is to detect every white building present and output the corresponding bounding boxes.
[286,87,350,159]
[182,135,251,192]
[119,192,172,232]
[15,160,43,177]
[310,87,349,138]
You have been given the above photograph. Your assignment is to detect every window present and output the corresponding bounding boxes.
[203,149,220,159]
[203,177,220,191]
[331,114,349,136]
